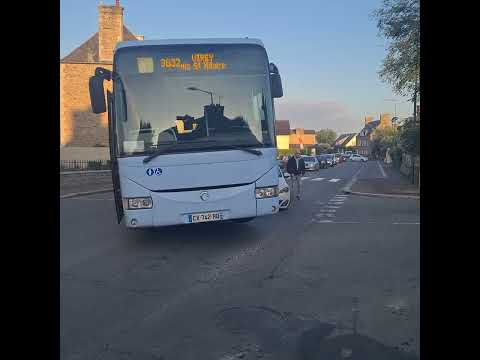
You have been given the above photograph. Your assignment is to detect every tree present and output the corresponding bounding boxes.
[371,127,397,159]
[315,129,337,146]
[372,0,420,122]
[316,143,332,154]
[398,124,420,156]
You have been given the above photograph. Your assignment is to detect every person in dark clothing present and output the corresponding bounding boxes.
[286,150,306,200]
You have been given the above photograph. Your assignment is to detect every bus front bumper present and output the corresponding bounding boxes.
[123,183,279,228]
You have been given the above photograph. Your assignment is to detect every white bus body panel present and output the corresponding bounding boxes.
[119,148,279,227]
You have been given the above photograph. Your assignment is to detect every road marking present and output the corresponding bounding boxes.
[301,176,310,180]
[318,209,337,213]
[311,178,325,181]
[313,220,420,225]
[325,206,341,209]
[328,178,341,183]
[315,213,335,217]
[377,161,387,178]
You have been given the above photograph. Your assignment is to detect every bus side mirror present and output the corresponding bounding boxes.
[269,63,283,98]
[89,67,112,114]
[89,76,106,113]
[270,74,283,98]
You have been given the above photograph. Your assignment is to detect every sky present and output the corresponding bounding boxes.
[60,0,413,135]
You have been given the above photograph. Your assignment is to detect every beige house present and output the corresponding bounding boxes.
[60,1,143,148]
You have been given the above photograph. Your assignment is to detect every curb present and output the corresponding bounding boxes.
[341,164,364,194]
[60,188,113,199]
[342,163,420,200]
[343,189,420,200]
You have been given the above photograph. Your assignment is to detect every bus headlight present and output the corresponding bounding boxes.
[124,197,153,210]
[255,186,278,199]
[279,187,289,194]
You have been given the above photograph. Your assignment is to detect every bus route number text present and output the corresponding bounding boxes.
[160,53,226,72]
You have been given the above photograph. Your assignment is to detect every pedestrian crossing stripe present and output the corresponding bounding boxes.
[306,177,343,182]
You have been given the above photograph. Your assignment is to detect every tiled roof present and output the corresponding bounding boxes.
[334,133,356,146]
[275,120,291,135]
[61,26,139,63]
[358,120,381,136]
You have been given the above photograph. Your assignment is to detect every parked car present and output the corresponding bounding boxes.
[278,169,291,210]
[350,154,368,162]
[302,156,320,171]
[341,154,350,162]
[316,154,330,169]
[334,153,342,164]
[325,154,336,167]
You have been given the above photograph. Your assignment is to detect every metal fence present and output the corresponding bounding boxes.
[60,160,111,171]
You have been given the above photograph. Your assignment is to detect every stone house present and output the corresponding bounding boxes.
[356,113,393,157]
[60,1,143,148]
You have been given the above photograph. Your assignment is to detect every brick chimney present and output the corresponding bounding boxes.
[98,1,124,62]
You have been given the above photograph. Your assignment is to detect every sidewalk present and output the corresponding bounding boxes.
[60,171,112,197]
[350,162,419,197]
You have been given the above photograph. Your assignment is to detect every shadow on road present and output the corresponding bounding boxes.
[123,220,263,251]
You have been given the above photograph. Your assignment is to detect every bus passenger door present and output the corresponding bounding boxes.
[107,90,124,223]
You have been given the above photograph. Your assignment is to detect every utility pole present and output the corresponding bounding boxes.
[411,79,418,185]
[413,80,418,126]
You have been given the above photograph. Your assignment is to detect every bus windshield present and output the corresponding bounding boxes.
[113,44,275,156]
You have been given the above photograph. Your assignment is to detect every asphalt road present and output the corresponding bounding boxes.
[60,161,420,360]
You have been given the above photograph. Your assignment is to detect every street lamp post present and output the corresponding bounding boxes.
[187,86,214,105]
[384,98,398,118]
[187,86,216,136]
[384,99,410,124]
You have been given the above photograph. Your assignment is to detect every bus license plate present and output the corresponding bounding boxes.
[188,211,224,223]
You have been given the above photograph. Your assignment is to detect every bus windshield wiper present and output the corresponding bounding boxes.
[143,141,264,164]
[226,145,262,156]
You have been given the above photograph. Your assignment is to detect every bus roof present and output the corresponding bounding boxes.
[115,38,265,52]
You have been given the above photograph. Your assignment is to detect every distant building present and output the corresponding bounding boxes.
[356,113,393,157]
[275,120,291,150]
[60,1,143,147]
[333,133,357,152]
[289,128,317,152]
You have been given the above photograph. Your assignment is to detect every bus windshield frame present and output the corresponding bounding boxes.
[112,43,276,158]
